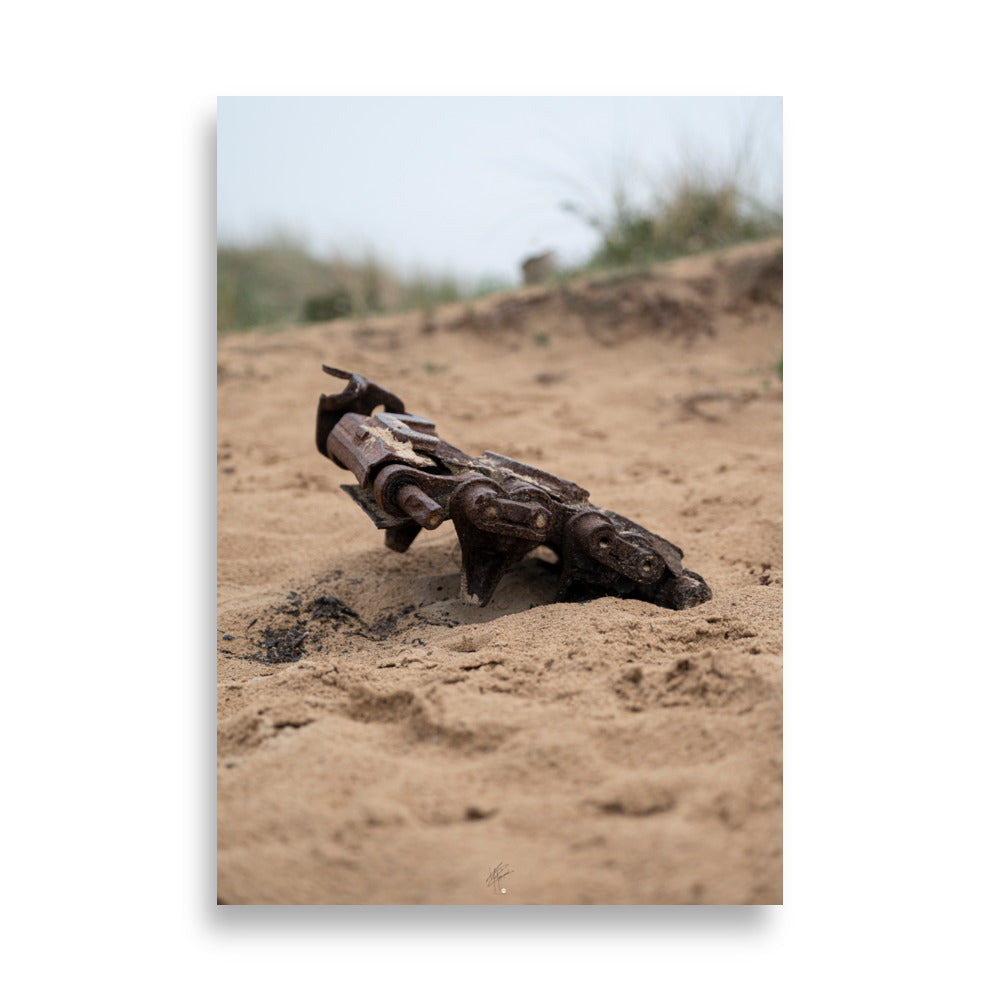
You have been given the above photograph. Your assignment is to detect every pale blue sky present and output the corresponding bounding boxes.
[217,97,782,284]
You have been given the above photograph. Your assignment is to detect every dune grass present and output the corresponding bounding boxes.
[218,161,781,334]
[217,238,504,334]
[561,169,782,272]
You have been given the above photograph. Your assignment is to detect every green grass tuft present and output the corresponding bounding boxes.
[561,167,781,271]
[217,238,508,334]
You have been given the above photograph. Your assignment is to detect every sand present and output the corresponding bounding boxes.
[217,238,783,904]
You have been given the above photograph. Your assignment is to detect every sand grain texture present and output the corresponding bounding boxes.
[217,239,783,904]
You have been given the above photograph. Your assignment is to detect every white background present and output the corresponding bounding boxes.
[2,2,997,997]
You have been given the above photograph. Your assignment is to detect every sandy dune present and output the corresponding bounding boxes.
[217,238,783,904]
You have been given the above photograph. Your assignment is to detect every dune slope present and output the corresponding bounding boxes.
[217,238,783,904]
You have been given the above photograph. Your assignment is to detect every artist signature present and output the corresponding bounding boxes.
[486,861,514,894]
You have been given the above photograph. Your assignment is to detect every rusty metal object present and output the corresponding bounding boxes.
[316,366,711,610]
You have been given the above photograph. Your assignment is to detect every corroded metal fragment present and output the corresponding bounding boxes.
[316,366,711,610]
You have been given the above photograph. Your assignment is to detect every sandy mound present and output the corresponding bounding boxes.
[217,238,783,904]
